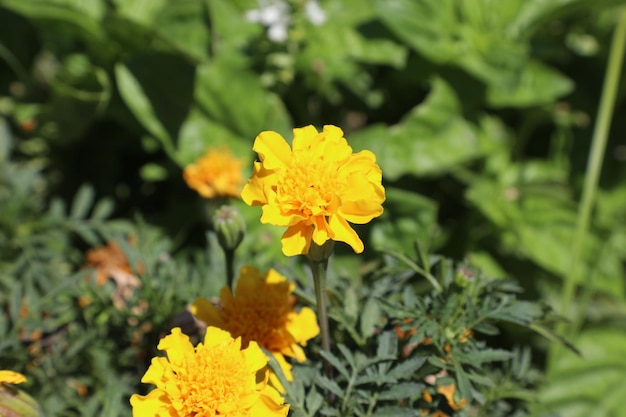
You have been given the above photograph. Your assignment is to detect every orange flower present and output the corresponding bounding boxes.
[191,266,319,386]
[183,147,245,199]
[437,383,467,411]
[84,240,142,309]
[241,125,385,256]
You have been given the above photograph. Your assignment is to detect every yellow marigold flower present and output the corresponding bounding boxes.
[191,266,319,385]
[130,327,288,417]
[183,147,245,199]
[241,125,385,256]
[0,370,26,385]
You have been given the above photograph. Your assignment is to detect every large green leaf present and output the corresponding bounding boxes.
[370,187,438,253]
[372,0,573,107]
[350,78,483,180]
[1,0,106,43]
[193,59,292,142]
[466,166,625,297]
[534,328,626,417]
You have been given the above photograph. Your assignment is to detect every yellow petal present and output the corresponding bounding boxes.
[260,204,295,226]
[287,306,320,346]
[242,340,269,373]
[291,125,320,152]
[311,215,330,245]
[157,328,194,367]
[264,268,288,284]
[241,162,273,206]
[203,326,236,348]
[190,297,225,328]
[273,352,293,381]
[130,389,170,417]
[141,357,170,386]
[0,370,26,385]
[321,124,345,142]
[280,222,313,256]
[338,200,384,224]
[250,385,290,417]
[329,214,364,253]
[254,131,292,170]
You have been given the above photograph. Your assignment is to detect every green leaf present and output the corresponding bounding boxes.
[70,184,94,219]
[351,78,482,180]
[371,187,438,253]
[360,297,381,339]
[378,382,424,400]
[372,0,573,107]
[387,357,427,380]
[2,0,105,42]
[372,406,416,417]
[316,375,344,399]
[319,350,350,380]
[115,63,175,156]
[535,328,626,417]
[111,0,167,26]
[194,60,292,141]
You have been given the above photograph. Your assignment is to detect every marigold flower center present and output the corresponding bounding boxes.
[173,342,253,416]
[222,287,294,353]
[277,156,343,217]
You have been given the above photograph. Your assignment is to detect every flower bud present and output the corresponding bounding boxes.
[213,205,246,251]
[0,384,43,417]
[306,240,335,263]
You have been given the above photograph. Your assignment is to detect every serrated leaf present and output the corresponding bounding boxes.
[388,357,427,380]
[377,331,397,358]
[464,348,514,365]
[305,388,324,415]
[316,375,344,399]
[91,198,114,220]
[372,406,416,417]
[454,364,473,402]
[473,321,501,336]
[360,297,381,339]
[320,350,350,379]
[70,184,94,219]
[337,344,356,370]
[378,382,424,400]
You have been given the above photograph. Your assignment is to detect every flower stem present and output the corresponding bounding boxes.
[309,257,333,380]
[555,6,626,342]
[225,248,236,290]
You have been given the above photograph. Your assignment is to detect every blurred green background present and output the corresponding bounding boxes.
[1,0,625,416]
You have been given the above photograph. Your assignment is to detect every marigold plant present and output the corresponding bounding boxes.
[191,266,319,385]
[130,327,289,417]
[241,125,385,256]
[183,147,245,199]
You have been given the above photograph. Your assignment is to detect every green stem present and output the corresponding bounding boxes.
[225,248,235,290]
[309,258,333,380]
[556,7,626,337]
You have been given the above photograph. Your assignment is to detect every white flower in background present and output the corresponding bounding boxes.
[304,0,326,26]
[246,0,291,43]
[246,0,327,43]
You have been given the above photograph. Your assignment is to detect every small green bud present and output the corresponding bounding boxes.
[454,266,475,288]
[0,384,43,417]
[213,205,246,251]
